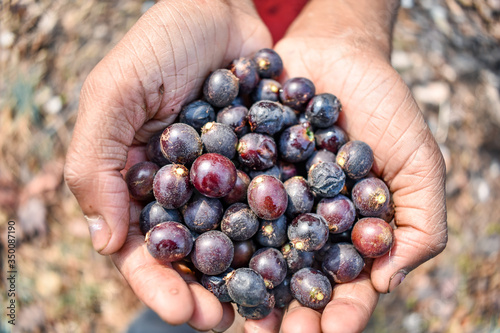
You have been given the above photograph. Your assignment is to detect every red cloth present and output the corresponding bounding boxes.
[253,0,309,44]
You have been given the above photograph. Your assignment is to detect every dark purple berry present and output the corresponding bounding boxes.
[160,123,202,165]
[237,133,277,171]
[315,125,348,154]
[322,243,364,283]
[249,165,281,180]
[336,141,374,180]
[182,193,224,233]
[278,160,298,181]
[271,277,293,308]
[279,122,315,163]
[190,153,237,198]
[226,268,267,307]
[248,100,284,135]
[222,169,251,205]
[146,132,169,166]
[280,77,315,111]
[305,93,341,128]
[221,203,260,241]
[191,230,234,275]
[308,162,346,197]
[249,247,287,289]
[351,177,391,218]
[178,100,216,132]
[252,79,282,102]
[201,122,238,159]
[284,176,314,218]
[255,215,288,248]
[288,213,329,252]
[216,105,249,137]
[253,48,283,79]
[282,105,299,128]
[228,57,260,94]
[203,69,239,108]
[139,201,182,235]
[290,268,332,310]
[201,268,234,302]
[237,292,275,320]
[351,217,394,258]
[146,222,193,263]
[305,149,336,171]
[247,175,288,220]
[125,161,159,201]
[153,164,193,209]
[231,240,257,269]
[281,242,315,274]
[316,194,356,234]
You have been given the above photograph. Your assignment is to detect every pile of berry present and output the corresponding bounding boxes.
[125,49,395,319]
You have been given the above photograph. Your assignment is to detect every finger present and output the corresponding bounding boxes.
[243,307,284,333]
[212,302,235,333]
[281,300,322,333]
[321,271,379,333]
[186,282,224,331]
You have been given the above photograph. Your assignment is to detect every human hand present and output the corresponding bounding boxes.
[248,1,447,332]
[64,1,271,330]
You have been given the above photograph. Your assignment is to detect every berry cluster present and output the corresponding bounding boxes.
[125,48,395,319]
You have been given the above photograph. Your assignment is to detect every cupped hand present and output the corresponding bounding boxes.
[255,1,447,332]
[64,0,271,330]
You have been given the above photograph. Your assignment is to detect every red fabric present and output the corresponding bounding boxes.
[253,0,309,44]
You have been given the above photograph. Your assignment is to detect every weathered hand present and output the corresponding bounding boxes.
[64,1,271,330]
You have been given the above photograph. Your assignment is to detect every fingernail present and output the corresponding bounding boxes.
[388,270,406,293]
[84,215,111,253]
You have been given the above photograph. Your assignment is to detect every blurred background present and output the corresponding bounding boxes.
[0,0,499,332]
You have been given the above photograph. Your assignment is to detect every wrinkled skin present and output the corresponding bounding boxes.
[64,0,447,332]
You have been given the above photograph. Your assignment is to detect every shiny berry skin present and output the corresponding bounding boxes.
[279,122,316,163]
[253,48,283,79]
[351,217,394,258]
[231,240,257,269]
[216,105,249,138]
[290,267,332,310]
[160,123,202,165]
[139,201,182,235]
[221,203,260,241]
[316,194,356,234]
[351,177,391,218]
[247,175,288,220]
[255,215,288,248]
[321,242,364,283]
[272,277,293,308]
[249,165,281,180]
[315,125,348,154]
[288,213,329,252]
[284,176,314,218]
[336,140,374,179]
[282,105,299,128]
[222,169,251,205]
[182,193,224,233]
[146,132,169,166]
[305,93,342,128]
[248,100,284,135]
[153,164,193,209]
[190,153,237,198]
[278,160,298,181]
[281,242,315,274]
[237,292,275,320]
[201,268,234,302]
[305,149,337,171]
[237,133,277,171]
[191,230,234,275]
[252,79,282,102]
[203,69,239,108]
[145,222,193,263]
[280,77,315,111]
[178,100,216,132]
[228,57,260,94]
[125,161,159,201]
[226,267,267,307]
[308,162,346,197]
[201,122,238,159]
[249,247,287,289]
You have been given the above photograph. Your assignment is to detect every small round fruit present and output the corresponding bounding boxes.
[146,132,169,166]
[221,203,260,241]
[315,125,348,154]
[281,242,315,274]
[253,48,283,79]
[201,122,238,159]
[231,240,257,269]
[248,100,284,135]
[284,176,314,218]
[336,140,374,179]
[288,213,329,252]
[255,215,288,248]
[321,242,364,283]
[226,268,267,307]
[308,162,346,197]
[351,217,394,258]
[153,164,192,209]
[316,194,356,233]
[237,292,275,320]
[237,133,277,171]
[160,123,202,165]
[145,222,193,263]
[305,93,341,128]
[247,175,288,220]
[216,105,249,137]
[228,57,260,94]
[203,69,239,108]
[182,193,224,233]
[305,149,337,172]
[125,161,159,201]
[280,77,315,111]
[252,79,281,102]
[178,100,216,132]
[191,230,234,275]
[351,177,391,217]
[249,248,287,289]
[222,169,251,205]
[190,153,237,198]
[279,122,315,163]
[139,201,182,235]
[290,268,332,310]
[201,268,234,302]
